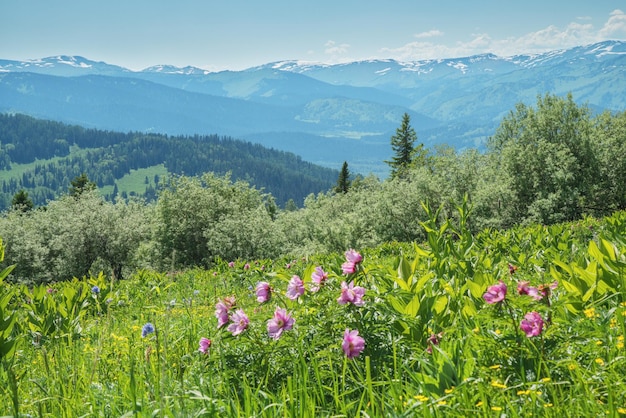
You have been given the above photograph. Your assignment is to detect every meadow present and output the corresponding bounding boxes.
[0,201,625,417]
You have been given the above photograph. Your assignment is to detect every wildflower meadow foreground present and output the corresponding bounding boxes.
[1,206,626,417]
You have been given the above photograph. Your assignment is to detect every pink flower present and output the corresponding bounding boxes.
[345,249,363,264]
[244,263,250,270]
[255,281,272,303]
[227,309,249,336]
[342,329,365,359]
[337,281,366,306]
[228,261,235,268]
[483,281,507,304]
[215,301,231,328]
[341,249,363,275]
[342,261,356,275]
[286,275,305,300]
[311,266,328,292]
[267,307,295,340]
[537,281,558,299]
[198,337,211,354]
[520,311,544,337]
[426,332,443,354]
[517,281,542,301]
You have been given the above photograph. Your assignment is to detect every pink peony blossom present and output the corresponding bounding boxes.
[520,311,544,337]
[337,281,366,306]
[341,261,357,275]
[267,307,295,340]
[483,281,507,304]
[198,337,211,354]
[342,249,363,275]
[517,281,542,301]
[255,281,272,303]
[286,275,305,300]
[311,266,329,292]
[342,328,365,359]
[215,301,231,328]
[345,249,363,264]
[227,309,249,336]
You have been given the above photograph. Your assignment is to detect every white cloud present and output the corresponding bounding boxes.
[414,30,444,39]
[380,10,626,61]
[324,40,350,55]
[599,9,626,38]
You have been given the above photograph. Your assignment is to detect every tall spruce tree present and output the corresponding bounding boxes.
[335,161,351,193]
[386,113,418,179]
[69,173,96,197]
[11,189,34,212]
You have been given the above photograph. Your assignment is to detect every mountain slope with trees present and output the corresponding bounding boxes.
[0,113,339,209]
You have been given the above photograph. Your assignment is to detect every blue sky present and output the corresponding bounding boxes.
[1,0,625,71]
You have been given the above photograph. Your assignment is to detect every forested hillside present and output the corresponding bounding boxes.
[0,113,338,209]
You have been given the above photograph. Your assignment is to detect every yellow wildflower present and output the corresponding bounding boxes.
[491,406,502,412]
[617,407,626,414]
[491,380,507,389]
[444,387,455,394]
[517,390,531,395]
[595,358,605,366]
[437,400,447,406]
[584,307,596,318]
[544,403,553,408]
[489,364,501,370]
[541,377,551,382]
[414,395,429,402]
[476,401,483,407]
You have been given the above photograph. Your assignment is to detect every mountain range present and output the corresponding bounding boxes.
[1,40,625,175]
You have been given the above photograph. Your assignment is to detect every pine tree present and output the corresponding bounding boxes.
[386,113,418,179]
[11,189,34,212]
[334,161,351,193]
[69,173,96,197]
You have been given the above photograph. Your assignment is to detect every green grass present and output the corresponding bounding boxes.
[100,164,169,197]
[0,210,625,416]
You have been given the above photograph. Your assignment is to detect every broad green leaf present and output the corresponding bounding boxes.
[588,240,604,263]
[582,285,596,302]
[462,301,477,318]
[433,295,448,314]
[559,279,582,296]
[397,256,412,281]
[466,279,484,299]
[394,277,410,291]
[404,294,420,317]
[574,262,597,287]
[415,272,435,293]
[596,279,615,295]
[388,296,406,315]
[600,239,617,261]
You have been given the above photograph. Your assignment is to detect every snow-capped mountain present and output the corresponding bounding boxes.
[0,55,131,77]
[0,41,625,175]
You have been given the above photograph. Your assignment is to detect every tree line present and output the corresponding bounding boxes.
[0,93,624,284]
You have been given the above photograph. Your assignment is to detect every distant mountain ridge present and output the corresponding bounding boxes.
[1,40,625,175]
